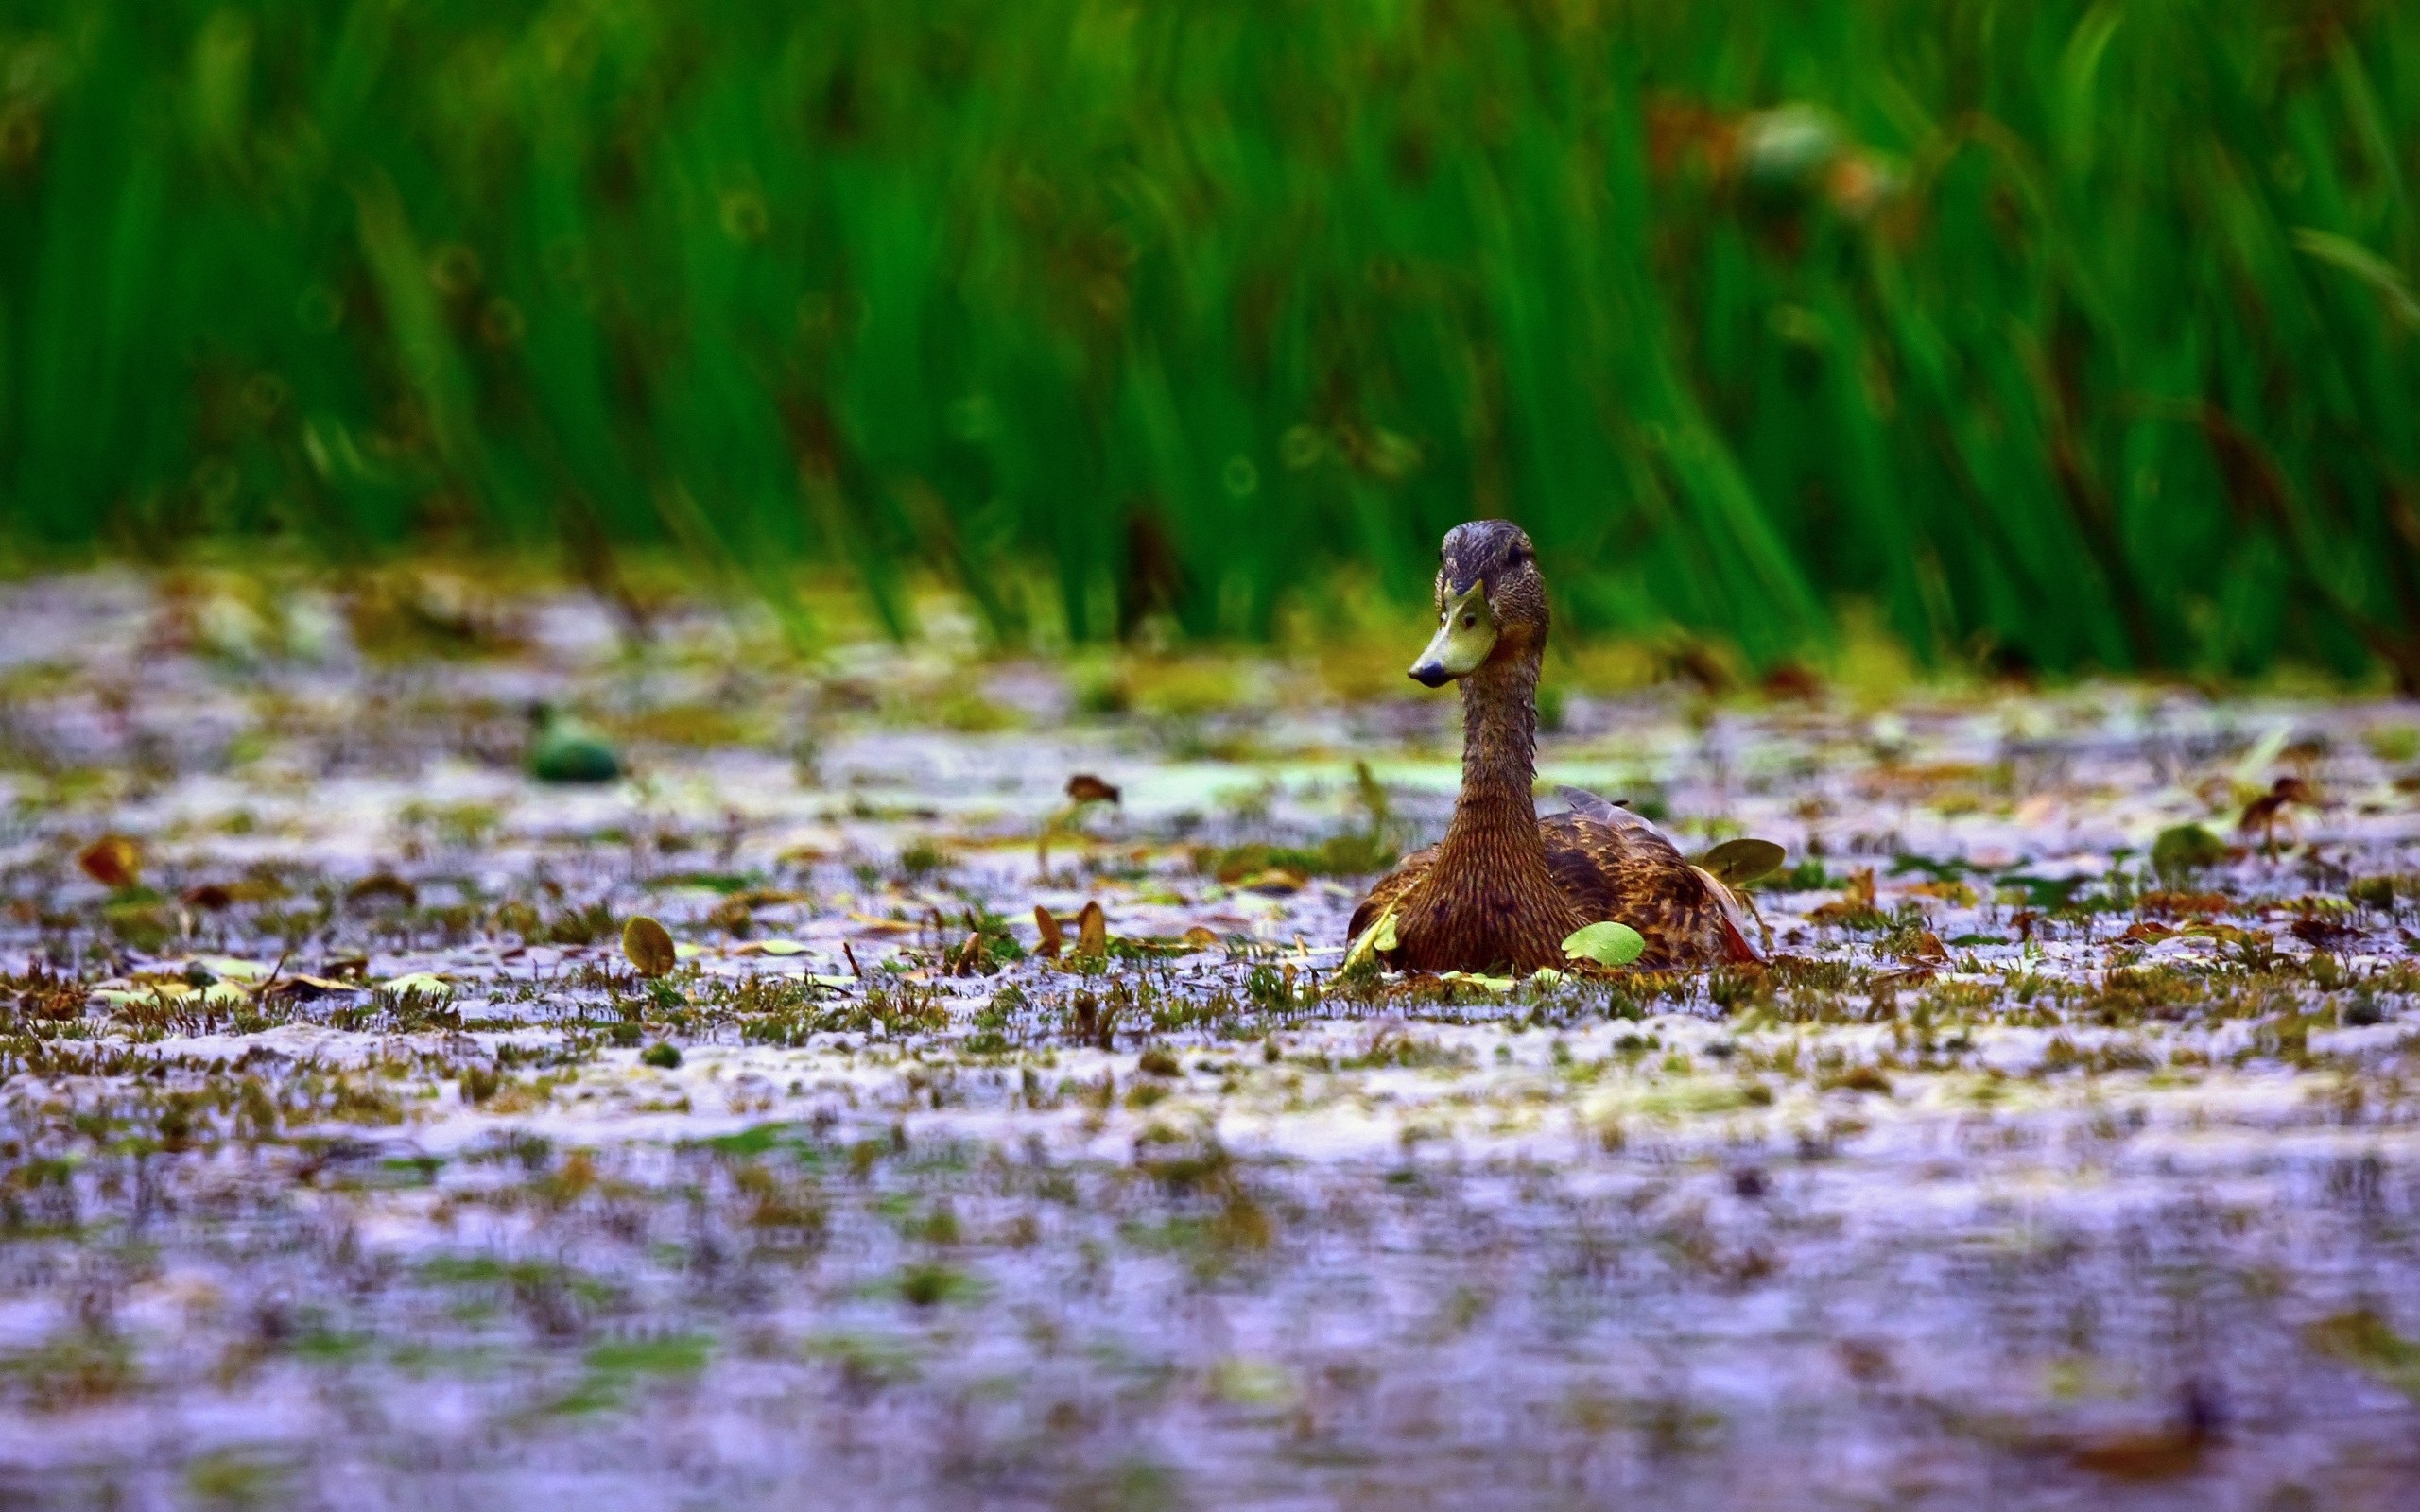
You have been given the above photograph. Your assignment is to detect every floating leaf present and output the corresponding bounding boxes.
[2151,823,2229,879]
[78,835,141,889]
[755,939,808,956]
[1182,924,1220,950]
[346,871,418,908]
[194,956,272,984]
[1075,900,1108,961]
[1342,907,1398,971]
[1562,920,1647,967]
[382,972,453,1000]
[1437,971,1516,991]
[527,707,622,784]
[1065,773,1121,804]
[1700,838,1786,886]
[622,916,677,978]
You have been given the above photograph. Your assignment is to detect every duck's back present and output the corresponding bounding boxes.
[1540,789,1760,968]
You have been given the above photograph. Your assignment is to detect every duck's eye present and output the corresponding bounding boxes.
[1461,612,1476,628]
[1508,548,1529,567]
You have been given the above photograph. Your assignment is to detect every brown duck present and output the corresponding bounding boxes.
[1349,520,1763,974]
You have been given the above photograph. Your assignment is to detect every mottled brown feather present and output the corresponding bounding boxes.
[1352,795,1756,971]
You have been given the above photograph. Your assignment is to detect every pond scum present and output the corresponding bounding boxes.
[0,570,2417,1507]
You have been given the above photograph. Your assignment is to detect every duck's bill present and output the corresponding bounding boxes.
[1409,582,1497,686]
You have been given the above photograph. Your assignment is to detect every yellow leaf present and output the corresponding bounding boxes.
[622,916,677,978]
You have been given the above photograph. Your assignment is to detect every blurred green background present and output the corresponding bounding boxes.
[1,1,2416,682]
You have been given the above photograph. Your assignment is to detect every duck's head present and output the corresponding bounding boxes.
[1409,520,1547,688]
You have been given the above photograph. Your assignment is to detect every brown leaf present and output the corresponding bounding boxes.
[622,915,678,979]
[1910,931,1950,963]
[1033,905,1063,959]
[949,931,987,977]
[262,974,359,1001]
[2068,1429,2206,1482]
[78,835,140,890]
[1240,868,1305,895]
[1182,925,1220,950]
[2290,917,2358,950]
[1075,900,1107,961]
[2138,890,2231,917]
[346,872,419,909]
[1065,773,1121,804]
[181,883,235,911]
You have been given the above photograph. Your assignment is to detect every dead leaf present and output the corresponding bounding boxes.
[1910,931,1950,964]
[2123,920,2175,943]
[1182,924,1219,950]
[1033,905,1063,959]
[261,974,360,1001]
[2290,917,2359,950]
[1075,900,1107,961]
[622,916,677,978]
[78,835,140,890]
[181,883,235,911]
[1808,868,1878,925]
[1240,868,1305,895]
[948,931,989,977]
[1066,773,1121,804]
[2138,890,2231,917]
[2068,1429,2207,1482]
[346,872,418,909]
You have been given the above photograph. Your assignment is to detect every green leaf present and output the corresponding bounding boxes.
[1699,838,1787,885]
[1562,920,1647,966]
[1342,906,1398,970]
[2293,230,2420,332]
[383,972,453,1000]
[2150,824,2228,879]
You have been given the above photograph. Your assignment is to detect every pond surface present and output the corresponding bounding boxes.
[2,571,2418,1509]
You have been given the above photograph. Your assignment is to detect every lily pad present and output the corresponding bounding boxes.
[194,956,272,984]
[1700,838,1787,886]
[756,939,809,956]
[1437,971,1516,991]
[623,916,678,978]
[382,972,454,1000]
[1342,907,1399,970]
[1562,920,1647,967]
[2151,823,2229,879]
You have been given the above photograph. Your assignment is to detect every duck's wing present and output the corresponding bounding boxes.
[1543,789,1759,967]
[1554,786,1688,856]
[1348,843,1438,943]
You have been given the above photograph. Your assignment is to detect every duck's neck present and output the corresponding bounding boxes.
[1437,649,1552,871]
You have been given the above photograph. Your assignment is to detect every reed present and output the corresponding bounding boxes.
[1,1,2415,681]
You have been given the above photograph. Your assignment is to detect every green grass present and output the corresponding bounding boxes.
[1,2,2416,681]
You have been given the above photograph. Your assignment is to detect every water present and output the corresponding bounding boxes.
[1,571,2416,1508]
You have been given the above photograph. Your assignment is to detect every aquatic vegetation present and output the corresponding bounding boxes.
[0,574,2415,1503]
[5,6,2420,685]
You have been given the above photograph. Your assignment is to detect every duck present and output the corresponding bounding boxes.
[1349,520,1763,973]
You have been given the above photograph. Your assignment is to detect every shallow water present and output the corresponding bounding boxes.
[2,572,2418,1509]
